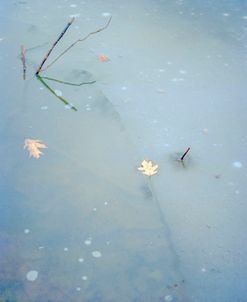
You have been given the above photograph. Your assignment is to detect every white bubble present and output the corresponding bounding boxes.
[164,295,173,301]
[82,275,88,281]
[222,13,230,17]
[92,207,97,211]
[69,14,80,18]
[179,69,187,74]
[26,270,38,281]
[64,103,74,110]
[64,247,69,252]
[201,267,207,272]
[102,12,111,17]
[76,287,81,291]
[54,89,62,97]
[41,106,48,110]
[232,161,242,168]
[24,229,30,234]
[92,251,102,258]
[121,86,127,90]
[156,88,165,94]
[104,201,108,205]
[78,258,84,263]
[70,4,77,8]
[84,239,92,245]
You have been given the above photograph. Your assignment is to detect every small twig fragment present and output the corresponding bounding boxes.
[21,45,26,80]
[180,147,190,161]
[36,17,75,75]
[41,17,112,72]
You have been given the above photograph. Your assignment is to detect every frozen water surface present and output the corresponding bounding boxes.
[1,0,247,301]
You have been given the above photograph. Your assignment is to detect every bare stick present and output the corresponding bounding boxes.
[180,147,190,161]
[41,16,112,72]
[36,17,75,75]
[21,45,26,80]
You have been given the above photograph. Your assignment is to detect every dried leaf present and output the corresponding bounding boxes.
[138,160,158,176]
[24,138,47,159]
[97,54,109,62]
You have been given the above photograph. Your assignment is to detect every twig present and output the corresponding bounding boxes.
[41,16,112,72]
[21,45,26,80]
[180,147,190,161]
[36,74,77,111]
[36,17,75,75]
[41,76,96,86]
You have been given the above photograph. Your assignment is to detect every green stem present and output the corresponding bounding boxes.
[42,76,96,86]
[36,74,77,111]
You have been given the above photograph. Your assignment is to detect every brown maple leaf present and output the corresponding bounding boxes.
[24,138,47,159]
[138,160,158,176]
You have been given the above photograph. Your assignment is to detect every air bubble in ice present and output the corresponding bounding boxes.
[54,89,62,96]
[92,251,102,258]
[26,270,38,282]
[232,161,242,168]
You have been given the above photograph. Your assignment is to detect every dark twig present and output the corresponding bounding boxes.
[36,74,77,111]
[42,76,96,86]
[36,17,75,75]
[180,147,191,161]
[21,45,26,80]
[41,16,112,72]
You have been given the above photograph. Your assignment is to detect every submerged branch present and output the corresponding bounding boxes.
[42,76,96,86]
[36,17,75,75]
[36,74,77,111]
[41,17,112,72]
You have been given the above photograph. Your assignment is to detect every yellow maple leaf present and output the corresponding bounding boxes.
[138,160,158,176]
[24,138,47,159]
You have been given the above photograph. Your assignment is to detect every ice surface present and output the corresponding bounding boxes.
[1,0,247,301]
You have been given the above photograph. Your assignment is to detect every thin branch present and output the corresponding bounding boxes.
[36,74,77,111]
[42,76,96,86]
[36,17,75,75]
[41,16,112,72]
[21,45,26,80]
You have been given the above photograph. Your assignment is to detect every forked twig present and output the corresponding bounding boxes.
[21,45,26,80]
[34,17,111,111]
[36,17,75,75]
[41,16,112,72]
